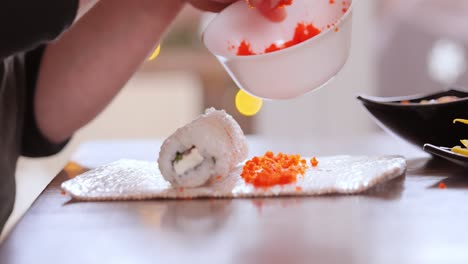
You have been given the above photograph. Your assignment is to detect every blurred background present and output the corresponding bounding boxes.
[3,0,468,239]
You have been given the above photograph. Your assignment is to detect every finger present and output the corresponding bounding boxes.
[211,0,237,3]
[248,0,287,22]
[258,6,286,22]
[249,0,281,9]
[188,0,232,12]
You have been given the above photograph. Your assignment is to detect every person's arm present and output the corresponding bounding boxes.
[34,0,184,144]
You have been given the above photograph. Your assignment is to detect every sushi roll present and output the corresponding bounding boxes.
[158,108,248,188]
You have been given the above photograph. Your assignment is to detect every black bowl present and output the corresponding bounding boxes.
[357,88,468,149]
[423,144,468,168]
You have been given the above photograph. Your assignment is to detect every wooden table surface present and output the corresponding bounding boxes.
[1,133,468,264]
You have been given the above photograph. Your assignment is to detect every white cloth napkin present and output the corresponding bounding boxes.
[61,156,406,201]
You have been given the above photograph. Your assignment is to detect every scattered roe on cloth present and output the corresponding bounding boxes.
[342,0,350,14]
[236,22,321,56]
[310,157,319,167]
[241,151,310,188]
[439,182,446,189]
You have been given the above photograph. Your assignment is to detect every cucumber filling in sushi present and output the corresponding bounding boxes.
[172,146,215,175]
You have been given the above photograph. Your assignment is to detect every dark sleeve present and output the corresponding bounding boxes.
[20,46,70,157]
[0,0,79,60]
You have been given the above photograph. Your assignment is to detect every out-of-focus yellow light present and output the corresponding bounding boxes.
[148,44,161,61]
[235,89,263,116]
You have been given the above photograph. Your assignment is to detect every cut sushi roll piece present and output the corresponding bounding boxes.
[158,108,248,188]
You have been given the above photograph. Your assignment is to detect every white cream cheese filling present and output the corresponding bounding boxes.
[173,148,205,175]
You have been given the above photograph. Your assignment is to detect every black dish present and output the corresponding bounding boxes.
[423,144,468,168]
[357,88,468,149]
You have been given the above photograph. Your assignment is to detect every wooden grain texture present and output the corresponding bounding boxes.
[1,135,468,264]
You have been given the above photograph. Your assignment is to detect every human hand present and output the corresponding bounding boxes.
[248,0,288,22]
[187,0,288,22]
[186,0,237,12]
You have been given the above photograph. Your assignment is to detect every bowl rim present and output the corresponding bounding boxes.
[201,0,354,60]
[356,88,468,107]
[423,144,468,167]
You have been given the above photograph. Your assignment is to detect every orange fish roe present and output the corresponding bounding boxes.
[274,0,293,8]
[237,40,256,56]
[438,182,446,189]
[310,157,319,167]
[342,0,350,13]
[236,22,321,56]
[216,175,223,180]
[241,151,308,188]
[246,0,293,9]
[295,186,303,192]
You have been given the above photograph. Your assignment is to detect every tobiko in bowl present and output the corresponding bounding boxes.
[203,0,354,100]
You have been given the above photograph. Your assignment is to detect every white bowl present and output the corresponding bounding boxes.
[203,0,353,100]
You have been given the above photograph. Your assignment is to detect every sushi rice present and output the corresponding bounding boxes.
[158,108,248,188]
